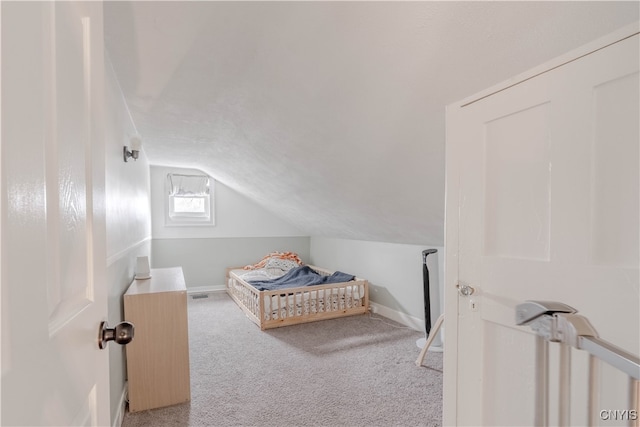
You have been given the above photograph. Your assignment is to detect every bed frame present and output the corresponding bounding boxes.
[225,265,369,330]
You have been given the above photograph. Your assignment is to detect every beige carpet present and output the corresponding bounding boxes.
[122,292,443,427]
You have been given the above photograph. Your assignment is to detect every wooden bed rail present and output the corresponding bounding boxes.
[226,266,369,330]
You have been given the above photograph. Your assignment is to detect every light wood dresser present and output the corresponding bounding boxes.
[124,267,191,412]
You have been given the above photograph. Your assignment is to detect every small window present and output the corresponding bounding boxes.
[165,173,214,226]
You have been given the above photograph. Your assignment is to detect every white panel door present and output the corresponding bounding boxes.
[443,27,639,426]
[1,2,110,426]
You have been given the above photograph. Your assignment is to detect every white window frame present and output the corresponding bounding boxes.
[165,173,215,226]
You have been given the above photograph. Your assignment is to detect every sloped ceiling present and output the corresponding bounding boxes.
[104,1,638,246]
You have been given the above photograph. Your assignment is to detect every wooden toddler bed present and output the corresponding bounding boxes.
[226,264,369,330]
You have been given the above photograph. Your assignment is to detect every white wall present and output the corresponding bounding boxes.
[309,237,444,333]
[150,165,306,239]
[104,57,152,427]
[150,165,309,290]
[152,236,310,290]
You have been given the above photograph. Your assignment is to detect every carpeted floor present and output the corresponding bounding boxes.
[121,292,443,427]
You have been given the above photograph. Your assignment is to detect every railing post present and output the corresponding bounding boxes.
[535,336,549,427]
[630,378,639,427]
[559,343,572,426]
[588,355,599,426]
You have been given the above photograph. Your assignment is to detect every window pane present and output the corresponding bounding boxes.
[173,197,205,213]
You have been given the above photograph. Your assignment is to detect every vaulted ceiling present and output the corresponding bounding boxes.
[104,1,638,246]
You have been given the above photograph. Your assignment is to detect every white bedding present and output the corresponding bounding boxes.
[235,268,287,282]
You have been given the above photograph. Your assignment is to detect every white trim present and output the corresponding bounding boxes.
[165,173,215,227]
[369,302,423,332]
[106,236,151,267]
[192,288,426,334]
[190,288,442,349]
[187,285,226,295]
[113,381,127,427]
[150,234,310,241]
[457,22,640,108]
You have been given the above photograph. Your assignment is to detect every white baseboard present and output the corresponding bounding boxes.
[184,288,439,344]
[369,302,423,332]
[187,285,226,295]
[370,303,445,350]
[114,382,128,427]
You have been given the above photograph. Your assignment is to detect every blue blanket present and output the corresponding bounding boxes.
[248,266,355,291]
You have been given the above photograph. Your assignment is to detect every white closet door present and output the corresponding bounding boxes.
[444,27,639,426]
